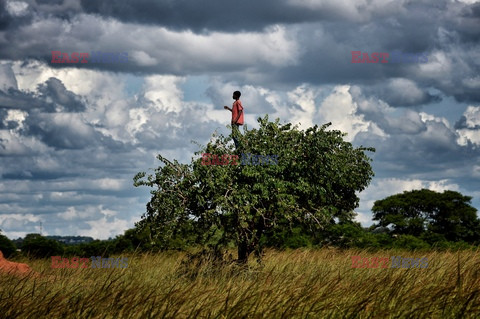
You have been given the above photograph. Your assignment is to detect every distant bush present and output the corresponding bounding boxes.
[21,233,64,258]
[0,233,17,258]
[391,235,430,251]
[261,226,314,249]
[113,236,134,253]
[76,240,116,257]
[322,222,366,248]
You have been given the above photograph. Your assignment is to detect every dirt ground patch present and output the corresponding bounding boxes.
[0,250,38,277]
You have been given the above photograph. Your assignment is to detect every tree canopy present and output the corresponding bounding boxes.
[134,116,375,262]
[372,189,480,243]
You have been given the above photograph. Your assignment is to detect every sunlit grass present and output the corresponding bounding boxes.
[1,248,480,318]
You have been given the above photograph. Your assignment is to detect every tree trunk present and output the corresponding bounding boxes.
[237,239,249,264]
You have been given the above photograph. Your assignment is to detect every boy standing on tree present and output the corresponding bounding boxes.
[224,90,244,149]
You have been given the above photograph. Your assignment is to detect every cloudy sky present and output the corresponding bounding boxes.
[0,0,479,239]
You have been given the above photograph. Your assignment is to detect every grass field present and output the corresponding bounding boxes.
[1,248,480,318]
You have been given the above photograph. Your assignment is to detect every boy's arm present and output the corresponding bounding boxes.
[224,106,232,112]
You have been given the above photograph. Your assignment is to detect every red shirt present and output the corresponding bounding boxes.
[232,100,244,125]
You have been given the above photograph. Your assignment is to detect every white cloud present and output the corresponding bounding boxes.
[130,51,158,66]
[6,1,29,17]
[11,15,299,74]
[417,50,453,81]
[288,84,318,129]
[386,78,428,105]
[143,75,186,113]
[418,115,457,150]
[463,106,480,128]
[419,112,451,129]
[317,85,370,141]
[61,207,78,221]
[354,211,372,225]
[0,213,41,232]
[4,109,27,130]
[287,0,407,22]
[0,130,47,156]
[95,178,127,191]
[462,76,480,90]
[456,105,480,146]
[84,216,133,240]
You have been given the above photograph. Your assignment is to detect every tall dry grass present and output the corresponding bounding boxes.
[1,248,480,318]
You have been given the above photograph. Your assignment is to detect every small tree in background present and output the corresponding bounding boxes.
[0,230,17,258]
[372,189,480,243]
[134,116,375,263]
[20,233,64,258]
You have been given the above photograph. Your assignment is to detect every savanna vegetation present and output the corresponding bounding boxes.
[1,249,480,318]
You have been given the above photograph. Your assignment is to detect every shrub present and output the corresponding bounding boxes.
[21,233,64,258]
[0,233,17,258]
[391,235,430,251]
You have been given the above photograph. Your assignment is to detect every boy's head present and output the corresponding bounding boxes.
[233,91,241,99]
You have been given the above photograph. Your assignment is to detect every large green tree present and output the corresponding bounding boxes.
[372,189,480,243]
[134,116,375,263]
